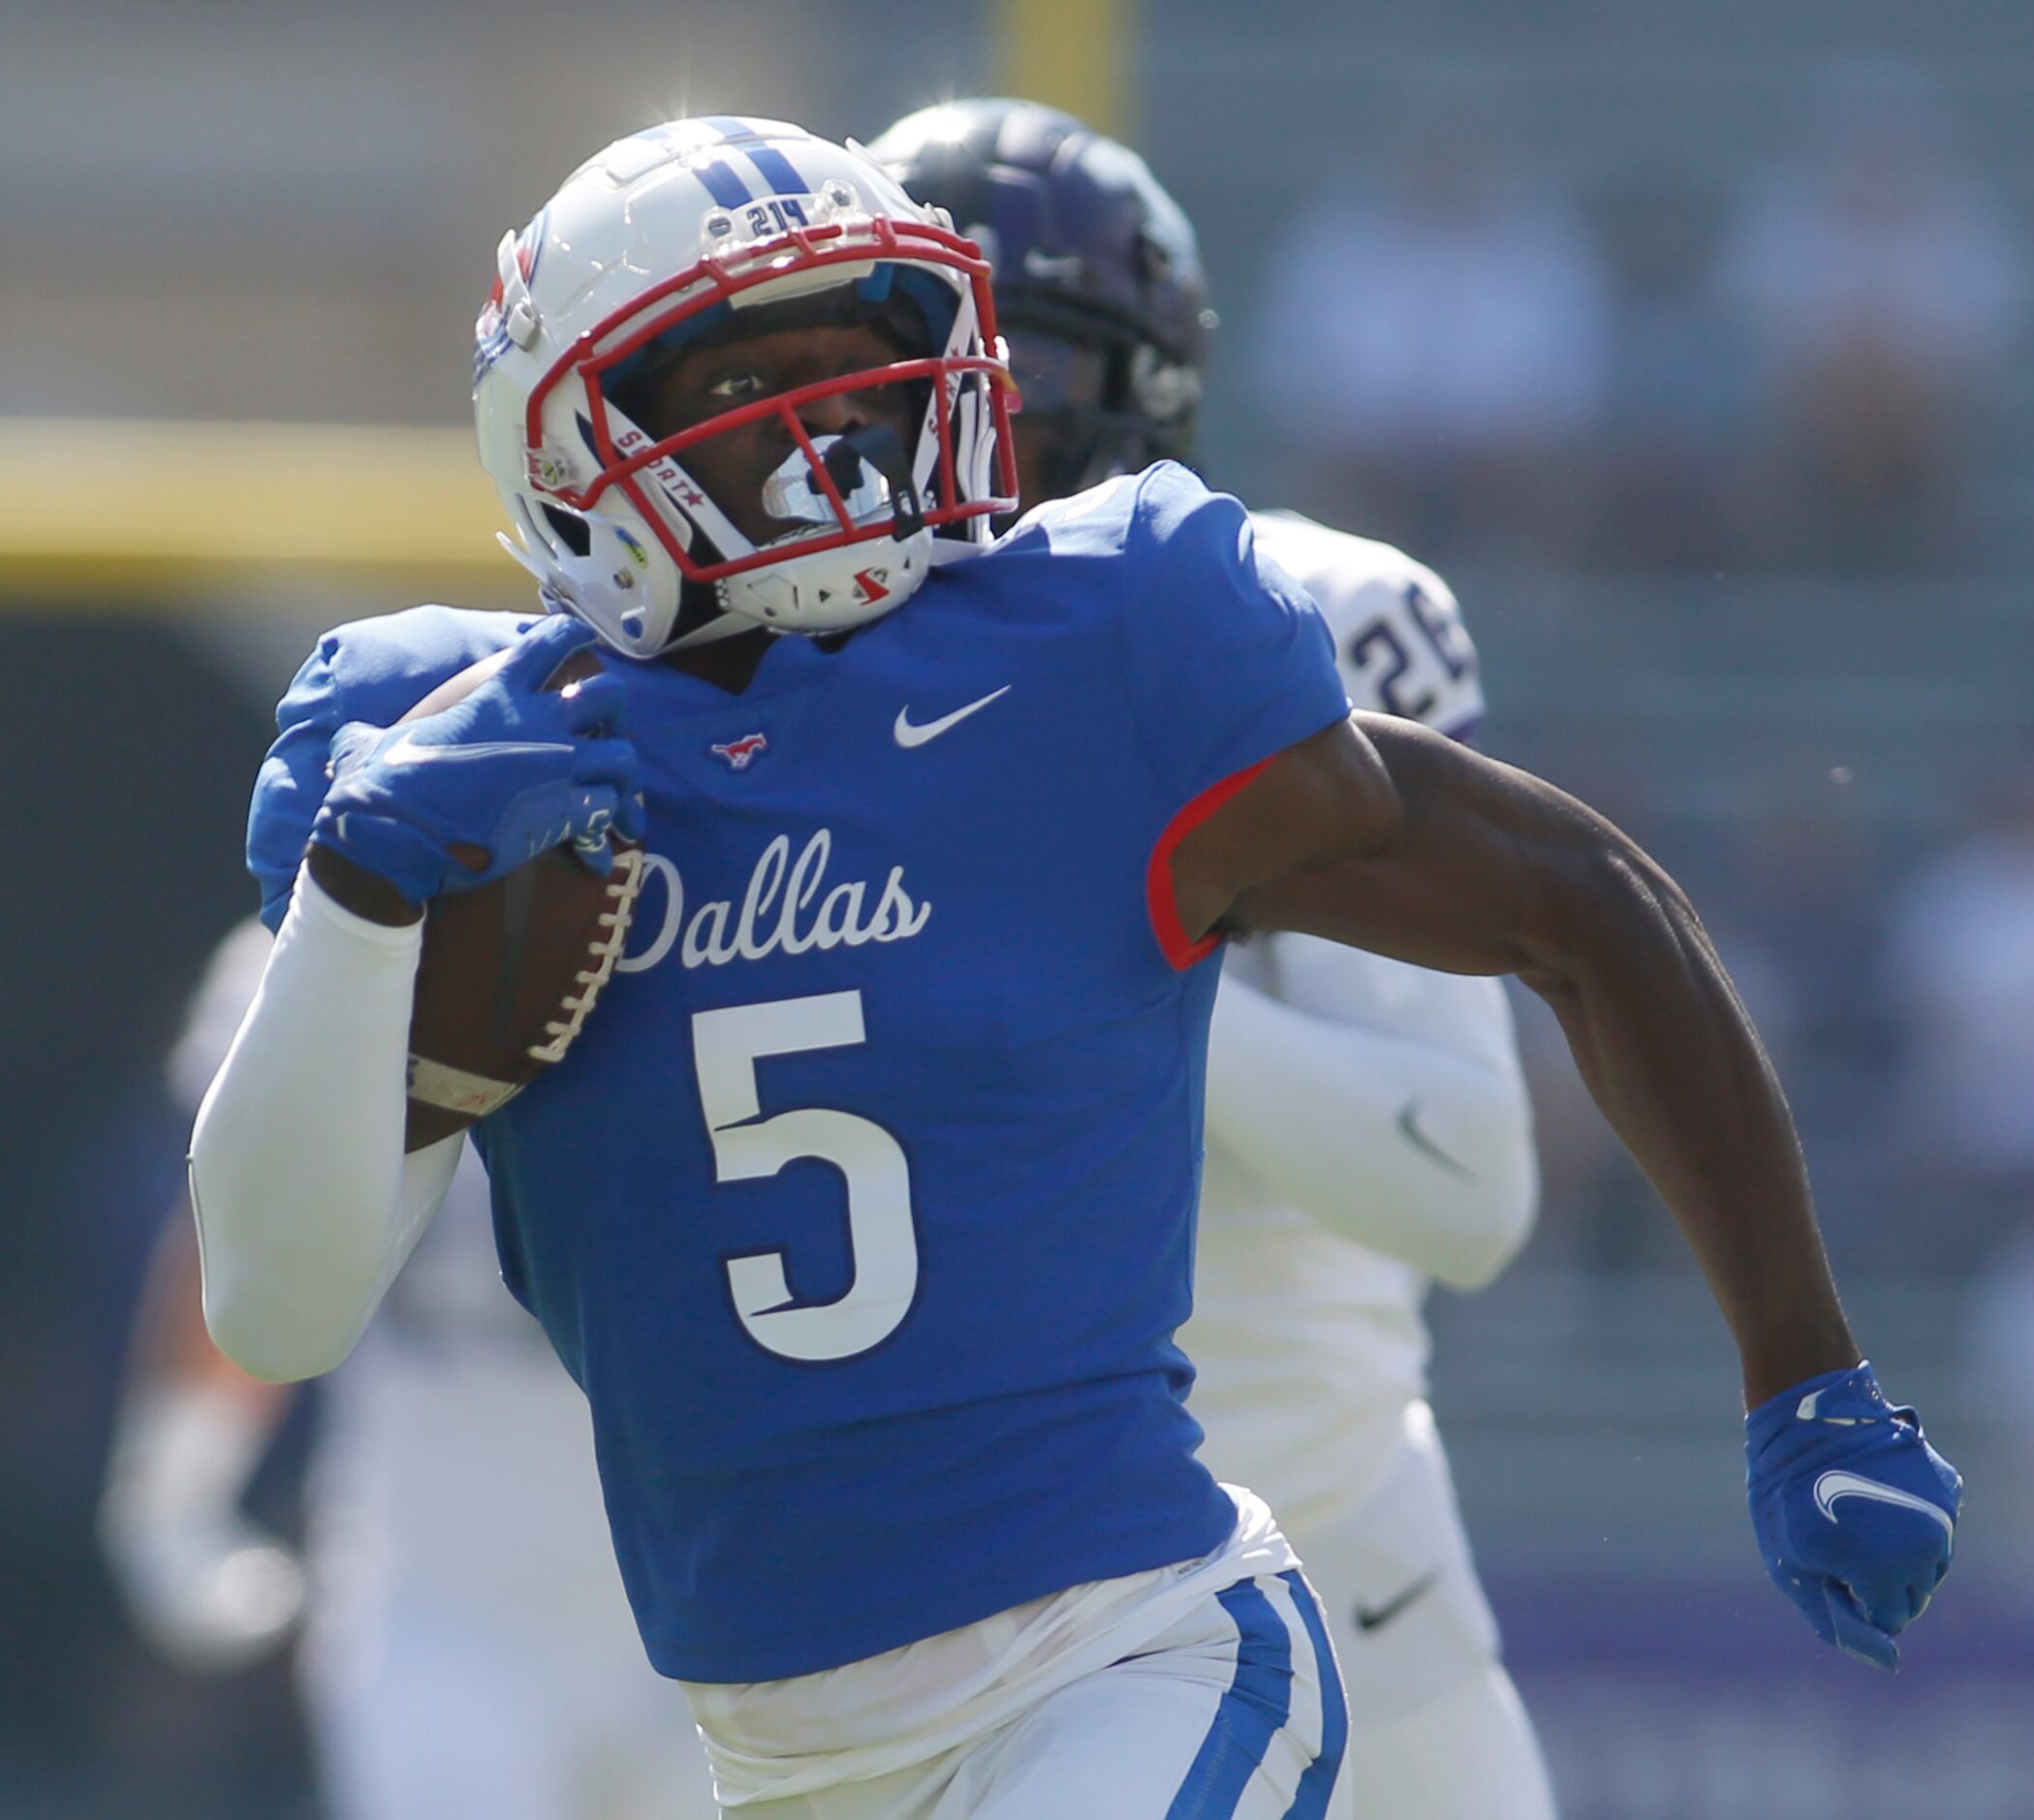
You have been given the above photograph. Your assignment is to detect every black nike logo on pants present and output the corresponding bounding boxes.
[1354,1569,1439,1633]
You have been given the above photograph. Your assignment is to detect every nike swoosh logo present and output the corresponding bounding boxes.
[1796,1386,1877,1426]
[1354,1569,1439,1633]
[1396,1101,1475,1181]
[1814,1470,1956,1549]
[382,732,578,766]
[893,686,1012,748]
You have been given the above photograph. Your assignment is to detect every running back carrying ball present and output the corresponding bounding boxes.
[397,640,644,1150]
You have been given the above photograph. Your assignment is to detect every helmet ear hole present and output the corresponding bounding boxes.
[541,505,594,558]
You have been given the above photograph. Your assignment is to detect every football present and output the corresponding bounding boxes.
[399,638,644,1150]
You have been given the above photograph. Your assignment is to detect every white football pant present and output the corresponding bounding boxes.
[730,1569,1346,1819]
[1299,1402,1556,1819]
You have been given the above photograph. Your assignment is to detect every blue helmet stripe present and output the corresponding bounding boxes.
[740,141,810,197]
[693,157,752,209]
[703,115,810,196]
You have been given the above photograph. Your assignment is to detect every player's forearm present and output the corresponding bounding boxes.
[189,866,450,1381]
[1205,975,1536,1288]
[1222,723,1858,1404]
[306,842,426,926]
[1526,842,1856,1403]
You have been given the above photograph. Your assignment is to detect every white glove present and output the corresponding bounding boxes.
[98,1383,305,1673]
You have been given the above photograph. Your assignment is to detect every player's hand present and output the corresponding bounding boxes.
[98,1385,306,1675]
[101,1503,306,1675]
[1745,1360,1960,1669]
[311,614,644,907]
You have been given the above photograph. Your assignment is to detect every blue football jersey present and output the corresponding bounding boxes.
[249,463,1349,1681]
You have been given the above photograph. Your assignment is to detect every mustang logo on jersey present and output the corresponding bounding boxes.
[617,829,931,974]
[710,733,769,769]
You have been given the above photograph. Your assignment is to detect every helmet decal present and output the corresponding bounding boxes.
[474,208,548,384]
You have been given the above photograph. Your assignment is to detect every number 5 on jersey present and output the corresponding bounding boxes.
[692,991,919,1362]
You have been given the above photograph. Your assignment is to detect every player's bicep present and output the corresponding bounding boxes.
[1227,715,1609,980]
[1167,715,1400,945]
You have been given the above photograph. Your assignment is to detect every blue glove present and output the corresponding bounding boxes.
[311,614,644,907]
[1745,1360,1960,1670]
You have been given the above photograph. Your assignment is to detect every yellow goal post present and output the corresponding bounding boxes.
[0,418,521,611]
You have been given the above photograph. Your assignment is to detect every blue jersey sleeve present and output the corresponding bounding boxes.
[248,642,347,931]
[246,607,532,931]
[1120,464,1348,813]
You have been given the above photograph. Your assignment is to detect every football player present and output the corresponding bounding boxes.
[189,117,1959,1817]
[866,97,1557,1817]
[102,919,720,1819]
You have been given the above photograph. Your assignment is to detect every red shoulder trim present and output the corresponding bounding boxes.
[1144,756,1276,971]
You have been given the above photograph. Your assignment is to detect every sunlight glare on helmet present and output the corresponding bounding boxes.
[917,106,976,144]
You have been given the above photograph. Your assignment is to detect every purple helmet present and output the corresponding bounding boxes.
[868,99,1213,496]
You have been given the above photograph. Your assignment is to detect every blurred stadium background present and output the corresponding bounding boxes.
[7,1,2034,1813]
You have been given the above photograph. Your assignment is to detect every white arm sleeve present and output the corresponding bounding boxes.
[188,866,459,1381]
[1204,947,1539,1290]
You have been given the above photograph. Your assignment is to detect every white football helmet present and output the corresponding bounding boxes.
[474,117,1019,657]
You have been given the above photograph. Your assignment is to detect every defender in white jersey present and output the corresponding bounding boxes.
[1190,516,1558,1817]
[102,920,718,1819]
[872,103,1558,1815]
